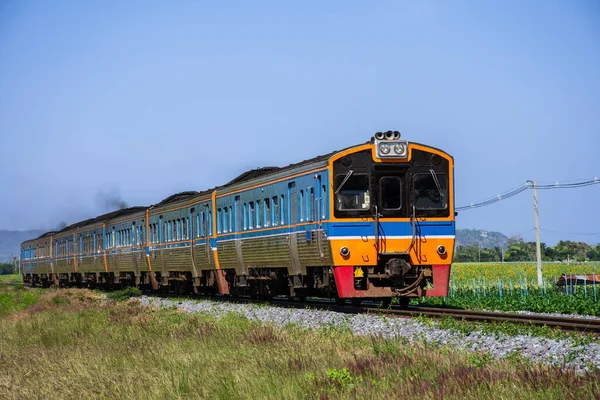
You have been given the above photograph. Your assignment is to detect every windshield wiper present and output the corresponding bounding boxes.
[429,169,444,198]
[334,169,354,195]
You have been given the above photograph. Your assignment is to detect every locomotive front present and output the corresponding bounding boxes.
[328,131,455,302]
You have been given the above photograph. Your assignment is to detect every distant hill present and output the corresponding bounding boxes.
[456,228,509,249]
[0,230,46,261]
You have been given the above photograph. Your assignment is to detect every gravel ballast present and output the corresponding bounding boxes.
[138,296,600,373]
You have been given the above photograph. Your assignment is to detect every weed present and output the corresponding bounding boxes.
[106,287,142,301]
[467,351,493,368]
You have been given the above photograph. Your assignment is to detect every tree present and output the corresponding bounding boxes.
[587,244,600,261]
[504,241,537,262]
[0,263,14,275]
[554,241,592,262]
[454,245,479,262]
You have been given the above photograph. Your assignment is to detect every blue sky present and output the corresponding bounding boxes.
[0,0,598,245]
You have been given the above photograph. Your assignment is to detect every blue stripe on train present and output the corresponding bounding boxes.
[327,221,455,238]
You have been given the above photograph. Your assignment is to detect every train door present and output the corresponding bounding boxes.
[287,182,301,275]
[374,168,410,253]
[234,195,245,274]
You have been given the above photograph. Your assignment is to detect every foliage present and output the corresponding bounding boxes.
[106,286,142,301]
[454,237,600,262]
[0,263,16,275]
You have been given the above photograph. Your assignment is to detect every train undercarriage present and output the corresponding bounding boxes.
[22,259,443,308]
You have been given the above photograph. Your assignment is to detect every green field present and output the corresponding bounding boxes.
[414,262,600,316]
[0,277,598,399]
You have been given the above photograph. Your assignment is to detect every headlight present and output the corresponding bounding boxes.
[393,143,406,155]
[379,143,390,154]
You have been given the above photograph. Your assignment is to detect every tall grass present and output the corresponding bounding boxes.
[0,287,598,399]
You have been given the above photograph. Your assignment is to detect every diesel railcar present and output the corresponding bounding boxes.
[21,131,455,304]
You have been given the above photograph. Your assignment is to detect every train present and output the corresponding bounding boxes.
[20,131,455,305]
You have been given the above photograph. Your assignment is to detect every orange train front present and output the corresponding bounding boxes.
[20,130,454,305]
[325,131,455,303]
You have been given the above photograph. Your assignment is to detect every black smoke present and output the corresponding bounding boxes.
[95,186,128,212]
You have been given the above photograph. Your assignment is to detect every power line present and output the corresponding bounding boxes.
[539,228,600,236]
[456,177,600,211]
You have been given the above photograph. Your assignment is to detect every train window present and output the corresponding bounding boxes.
[242,203,247,230]
[140,226,145,244]
[271,197,278,225]
[217,209,222,234]
[321,184,327,219]
[280,195,285,225]
[379,176,402,211]
[308,187,315,222]
[334,174,370,211]
[414,172,448,212]
[229,207,233,233]
[224,208,229,233]
[264,198,270,227]
[256,200,261,228]
[196,214,200,237]
[299,190,304,222]
[199,212,204,237]
[234,196,241,232]
[249,202,254,229]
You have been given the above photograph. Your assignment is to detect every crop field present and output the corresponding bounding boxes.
[0,277,598,399]
[415,262,600,316]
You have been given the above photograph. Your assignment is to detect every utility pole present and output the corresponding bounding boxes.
[530,180,543,286]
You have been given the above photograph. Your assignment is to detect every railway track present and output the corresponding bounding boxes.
[188,296,600,335]
[8,280,600,334]
[363,305,600,334]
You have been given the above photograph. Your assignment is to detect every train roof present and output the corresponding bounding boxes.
[225,167,280,186]
[22,137,453,246]
[155,191,201,206]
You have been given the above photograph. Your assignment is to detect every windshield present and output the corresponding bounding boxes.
[335,174,370,211]
[414,173,448,210]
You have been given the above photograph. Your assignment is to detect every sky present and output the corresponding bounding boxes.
[0,0,598,245]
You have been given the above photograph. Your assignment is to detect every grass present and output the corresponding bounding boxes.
[0,285,599,399]
[0,274,41,318]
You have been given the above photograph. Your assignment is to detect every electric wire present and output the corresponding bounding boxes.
[456,177,599,211]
